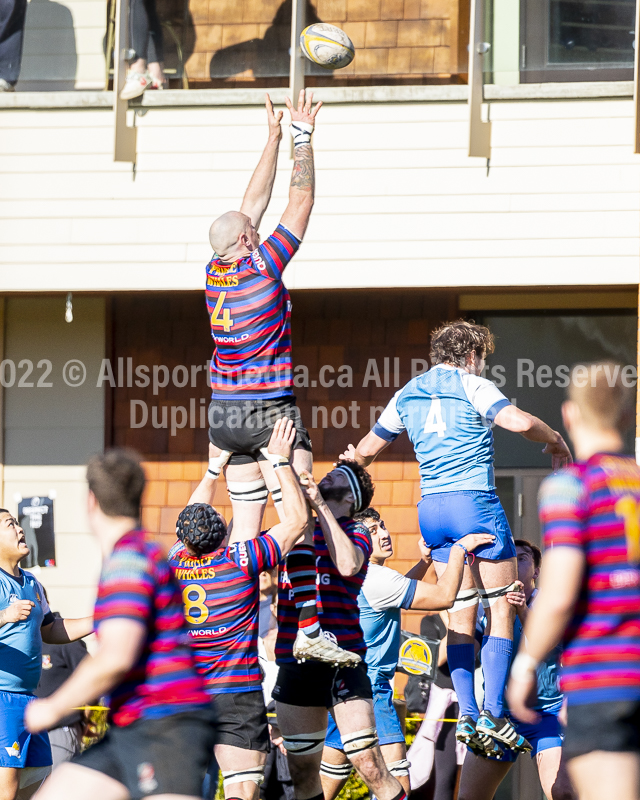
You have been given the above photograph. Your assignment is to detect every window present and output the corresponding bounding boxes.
[521,0,636,82]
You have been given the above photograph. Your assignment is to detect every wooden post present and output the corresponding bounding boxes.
[113,0,137,163]
[289,0,306,158]
[468,0,491,158]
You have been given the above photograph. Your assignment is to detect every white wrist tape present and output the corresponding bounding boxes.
[511,652,539,682]
[259,447,290,468]
[290,121,313,147]
[207,450,231,479]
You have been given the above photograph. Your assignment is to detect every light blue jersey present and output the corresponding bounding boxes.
[374,365,511,496]
[0,568,51,693]
[358,564,417,687]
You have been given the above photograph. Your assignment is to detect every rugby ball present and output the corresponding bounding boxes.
[300,23,355,70]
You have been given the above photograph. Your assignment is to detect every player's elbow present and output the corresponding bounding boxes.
[336,557,362,577]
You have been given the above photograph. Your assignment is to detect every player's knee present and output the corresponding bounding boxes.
[226,478,269,505]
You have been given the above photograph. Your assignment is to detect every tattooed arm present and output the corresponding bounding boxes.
[280,90,322,241]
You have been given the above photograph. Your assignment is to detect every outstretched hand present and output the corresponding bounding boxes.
[285,90,323,130]
[267,417,296,460]
[265,93,283,139]
[459,533,495,552]
[542,434,572,471]
[298,470,323,511]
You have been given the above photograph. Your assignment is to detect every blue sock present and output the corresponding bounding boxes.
[481,635,513,717]
[448,643,479,720]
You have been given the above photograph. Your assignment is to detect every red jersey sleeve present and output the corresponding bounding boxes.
[249,225,300,281]
[539,468,588,551]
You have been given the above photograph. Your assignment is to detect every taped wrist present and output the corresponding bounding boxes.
[207,449,231,479]
[320,761,353,780]
[259,447,290,469]
[290,121,313,147]
[511,651,539,682]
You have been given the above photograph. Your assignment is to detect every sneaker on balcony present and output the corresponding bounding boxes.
[120,71,152,100]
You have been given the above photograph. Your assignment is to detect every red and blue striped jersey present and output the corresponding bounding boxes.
[206,225,300,400]
[539,453,640,705]
[93,530,210,727]
[275,517,372,664]
[168,534,281,694]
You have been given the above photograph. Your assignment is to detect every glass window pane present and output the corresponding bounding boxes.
[548,0,635,66]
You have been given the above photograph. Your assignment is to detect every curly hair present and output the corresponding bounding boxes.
[430,319,495,367]
[176,504,227,556]
[335,459,375,515]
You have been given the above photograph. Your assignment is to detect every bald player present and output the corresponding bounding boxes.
[203,90,320,533]
[202,92,350,666]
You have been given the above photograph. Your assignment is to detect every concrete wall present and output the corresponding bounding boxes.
[1,296,105,617]
[1,95,639,291]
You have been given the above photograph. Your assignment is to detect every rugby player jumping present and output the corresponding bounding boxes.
[343,320,571,757]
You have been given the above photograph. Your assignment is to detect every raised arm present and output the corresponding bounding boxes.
[262,419,311,556]
[279,90,322,241]
[301,475,364,576]
[240,95,283,229]
[494,405,572,471]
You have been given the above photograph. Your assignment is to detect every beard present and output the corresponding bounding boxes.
[318,482,351,505]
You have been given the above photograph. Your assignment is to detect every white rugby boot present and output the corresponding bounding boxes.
[293,630,362,668]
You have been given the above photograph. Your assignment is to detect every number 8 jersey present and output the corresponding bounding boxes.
[168,534,281,694]
[373,364,511,496]
[206,224,300,400]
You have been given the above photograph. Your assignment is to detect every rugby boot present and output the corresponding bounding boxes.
[293,629,361,668]
[476,709,532,754]
[455,715,504,760]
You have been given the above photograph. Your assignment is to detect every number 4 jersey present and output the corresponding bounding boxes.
[168,534,281,694]
[206,224,300,401]
[373,364,511,496]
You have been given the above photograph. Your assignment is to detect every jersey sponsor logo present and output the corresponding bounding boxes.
[42,654,52,670]
[251,250,267,271]
[230,541,249,568]
[316,573,330,586]
[212,333,251,344]
[207,275,240,288]
[175,567,216,580]
[5,742,20,758]
[189,625,228,637]
[210,262,238,276]
[398,637,433,676]
[9,594,19,604]
[137,763,158,794]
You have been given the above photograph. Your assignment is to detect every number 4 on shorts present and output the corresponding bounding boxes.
[424,396,446,438]
[210,292,234,333]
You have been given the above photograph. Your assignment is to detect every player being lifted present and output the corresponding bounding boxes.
[203,91,345,665]
[168,419,312,800]
[343,320,572,757]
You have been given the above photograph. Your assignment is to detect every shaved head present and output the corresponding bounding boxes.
[209,211,252,256]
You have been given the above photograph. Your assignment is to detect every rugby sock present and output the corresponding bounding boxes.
[481,635,513,718]
[390,789,407,800]
[448,643,479,720]
[286,544,320,637]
